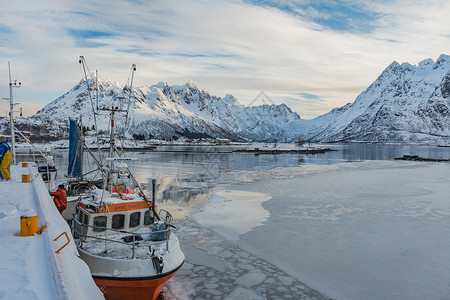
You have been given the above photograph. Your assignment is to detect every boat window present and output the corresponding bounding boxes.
[83,213,88,225]
[80,212,89,236]
[78,210,83,222]
[112,214,125,230]
[129,212,141,228]
[144,210,153,225]
[93,216,107,232]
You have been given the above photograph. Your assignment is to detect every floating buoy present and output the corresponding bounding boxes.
[20,215,38,237]
[22,174,30,183]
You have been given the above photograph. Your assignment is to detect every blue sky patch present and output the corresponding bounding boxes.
[0,24,12,45]
[117,48,158,56]
[0,24,12,34]
[245,0,381,33]
[296,92,327,103]
[67,29,114,39]
[169,52,239,59]
[298,92,322,100]
[66,29,114,48]
[75,41,109,48]
[70,11,95,18]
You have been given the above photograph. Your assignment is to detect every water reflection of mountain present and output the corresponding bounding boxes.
[159,173,212,206]
[50,144,450,209]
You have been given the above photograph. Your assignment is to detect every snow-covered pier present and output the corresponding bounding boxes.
[0,164,103,300]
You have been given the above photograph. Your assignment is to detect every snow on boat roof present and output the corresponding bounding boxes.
[77,189,151,213]
[79,188,147,204]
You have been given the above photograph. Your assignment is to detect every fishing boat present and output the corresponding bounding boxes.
[70,58,184,300]
[71,179,185,300]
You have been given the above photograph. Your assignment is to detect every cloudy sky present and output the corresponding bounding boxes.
[0,0,449,119]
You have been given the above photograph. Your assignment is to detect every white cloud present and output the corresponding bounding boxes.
[0,0,449,119]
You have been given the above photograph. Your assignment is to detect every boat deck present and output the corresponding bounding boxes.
[79,230,177,260]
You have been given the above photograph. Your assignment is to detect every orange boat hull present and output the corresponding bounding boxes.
[93,265,182,300]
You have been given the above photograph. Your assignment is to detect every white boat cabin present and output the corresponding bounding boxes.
[74,194,156,239]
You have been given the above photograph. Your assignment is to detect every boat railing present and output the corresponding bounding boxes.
[14,133,56,189]
[71,217,171,258]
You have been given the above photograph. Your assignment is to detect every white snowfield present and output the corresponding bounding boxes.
[194,160,450,300]
[0,164,103,300]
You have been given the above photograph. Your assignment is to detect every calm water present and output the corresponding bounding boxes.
[49,143,450,205]
[47,143,450,300]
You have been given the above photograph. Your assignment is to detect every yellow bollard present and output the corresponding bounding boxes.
[22,174,30,183]
[20,215,39,237]
[22,162,28,167]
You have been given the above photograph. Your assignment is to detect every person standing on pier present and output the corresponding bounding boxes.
[51,184,67,214]
[0,136,11,181]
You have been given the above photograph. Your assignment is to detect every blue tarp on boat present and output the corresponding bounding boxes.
[68,119,82,177]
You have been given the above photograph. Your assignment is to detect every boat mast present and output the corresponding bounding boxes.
[108,107,116,193]
[6,62,21,165]
[120,64,137,153]
[78,56,103,164]
[102,104,127,192]
[124,64,136,132]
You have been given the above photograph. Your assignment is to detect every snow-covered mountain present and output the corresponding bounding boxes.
[303,54,450,144]
[32,77,301,142]
[26,54,450,144]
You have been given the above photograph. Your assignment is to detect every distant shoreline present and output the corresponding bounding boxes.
[233,148,337,155]
[394,154,450,162]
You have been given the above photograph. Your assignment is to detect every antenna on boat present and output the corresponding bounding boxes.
[96,69,99,111]
[4,61,22,165]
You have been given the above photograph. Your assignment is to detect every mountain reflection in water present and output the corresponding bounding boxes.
[50,143,450,207]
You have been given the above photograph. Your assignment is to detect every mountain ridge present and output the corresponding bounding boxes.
[6,54,449,145]
[303,54,450,144]
[32,77,302,142]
